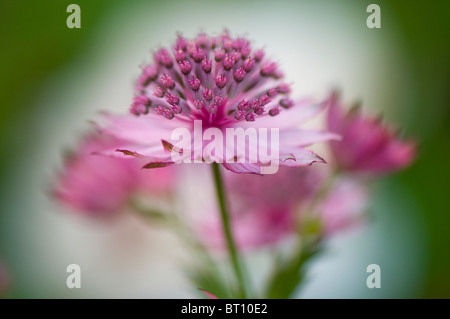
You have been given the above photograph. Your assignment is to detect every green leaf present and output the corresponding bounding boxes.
[263,237,323,299]
[188,265,234,299]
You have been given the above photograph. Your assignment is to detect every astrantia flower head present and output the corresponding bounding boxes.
[327,92,416,174]
[132,31,288,124]
[101,31,338,174]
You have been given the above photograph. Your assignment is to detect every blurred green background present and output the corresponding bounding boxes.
[0,0,449,298]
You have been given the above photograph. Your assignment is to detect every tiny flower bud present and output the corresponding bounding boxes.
[208,103,218,114]
[258,94,271,106]
[189,76,201,91]
[154,48,173,68]
[260,61,278,77]
[178,60,191,75]
[172,105,182,114]
[234,110,245,120]
[237,100,249,111]
[155,105,174,119]
[280,98,294,109]
[160,74,175,89]
[243,57,255,72]
[153,86,164,98]
[176,35,188,51]
[191,47,205,63]
[277,83,290,94]
[223,54,235,70]
[174,49,185,62]
[254,49,264,62]
[194,99,205,109]
[130,95,150,115]
[214,95,223,107]
[201,58,212,73]
[165,92,180,105]
[234,67,246,82]
[245,112,256,122]
[254,106,265,115]
[203,88,213,101]
[215,74,227,89]
[269,106,280,116]
[267,88,278,97]
[214,48,225,62]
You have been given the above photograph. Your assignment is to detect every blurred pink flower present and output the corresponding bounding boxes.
[317,176,368,235]
[223,166,321,248]
[53,133,175,217]
[195,166,367,250]
[327,92,416,174]
[100,31,338,174]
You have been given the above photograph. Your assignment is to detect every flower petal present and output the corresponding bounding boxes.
[99,113,186,145]
[222,162,261,174]
[278,148,326,167]
[279,129,341,147]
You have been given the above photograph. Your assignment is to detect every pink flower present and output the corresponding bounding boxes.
[316,176,368,235]
[100,31,338,174]
[53,133,175,217]
[222,166,321,248]
[327,92,416,174]
[194,165,367,250]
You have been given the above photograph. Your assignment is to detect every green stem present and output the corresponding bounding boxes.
[129,197,215,264]
[129,198,233,298]
[211,163,249,298]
